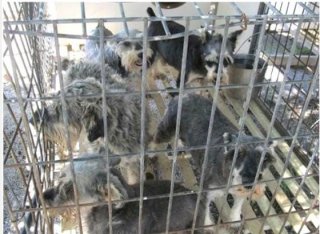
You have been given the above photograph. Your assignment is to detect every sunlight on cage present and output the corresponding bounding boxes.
[3,2,319,234]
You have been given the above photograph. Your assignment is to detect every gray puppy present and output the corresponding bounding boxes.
[30,62,151,184]
[43,153,205,234]
[153,94,276,229]
[85,24,153,77]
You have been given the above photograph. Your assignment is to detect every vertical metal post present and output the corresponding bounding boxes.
[217,15,268,229]
[155,2,171,36]
[191,16,231,233]
[98,19,113,234]
[165,17,190,234]
[80,2,87,36]
[4,23,52,234]
[256,18,307,234]
[278,140,319,233]
[138,17,148,234]
[119,3,129,36]
[53,22,83,234]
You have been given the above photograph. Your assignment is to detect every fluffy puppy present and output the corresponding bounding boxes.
[43,153,205,234]
[84,22,114,65]
[30,63,151,184]
[85,24,153,77]
[63,60,130,90]
[147,7,242,88]
[153,94,276,229]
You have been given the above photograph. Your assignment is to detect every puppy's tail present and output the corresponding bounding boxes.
[147,7,156,17]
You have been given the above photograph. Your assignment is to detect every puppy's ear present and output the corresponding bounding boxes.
[228,29,243,52]
[200,30,212,43]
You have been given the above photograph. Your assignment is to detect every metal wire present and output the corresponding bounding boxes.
[3,2,319,233]
[138,18,149,234]
[217,14,268,228]
[53,22,83,234]
[4,21,53,234]
[191,16,231,233]
[165,17,190,234]
[256,17,309,233]
[98,19,113,234]
[278,139,319,233]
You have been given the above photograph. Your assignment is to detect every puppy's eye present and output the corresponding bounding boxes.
[122,41,131,47]
[206,61,215,67]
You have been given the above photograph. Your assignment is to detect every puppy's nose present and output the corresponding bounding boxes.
[43,188,56,203]
[137,52,143,59]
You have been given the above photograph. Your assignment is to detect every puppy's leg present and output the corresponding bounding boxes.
[227,196,245,228]
[119,156,141,185]
[153,105,177,144]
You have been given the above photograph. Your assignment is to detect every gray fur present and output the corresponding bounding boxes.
[85,25,153,76]
[154,94,276,228]
[30,61,151,184]
[84,23,114,65]
[43,153,205,234]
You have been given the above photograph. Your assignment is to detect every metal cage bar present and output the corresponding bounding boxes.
[3,2,319,233]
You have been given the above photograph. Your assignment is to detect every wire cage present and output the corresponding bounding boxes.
[3,2,319,234]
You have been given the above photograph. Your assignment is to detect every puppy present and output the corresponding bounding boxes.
[85,24,153,77]
[84,22,114,65]
[153,94,276,230]
[147,7,242,89]
[43,153,205,234]
[30,62,151,184]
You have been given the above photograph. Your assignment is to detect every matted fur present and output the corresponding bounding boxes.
[153,94,276,230]
[43,153,205,234]
[85,25,153,77]
[30,62,151,184]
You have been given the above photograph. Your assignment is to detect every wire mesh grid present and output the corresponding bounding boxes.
[3,2,319,234]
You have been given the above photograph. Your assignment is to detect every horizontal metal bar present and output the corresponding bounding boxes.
[4,17,317,42]
[4,78,316,104]
[4,133,319,169]
[7,175,318,215]
[3,14,318,25]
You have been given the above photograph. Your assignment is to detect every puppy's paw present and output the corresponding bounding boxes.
[227,213,242,228]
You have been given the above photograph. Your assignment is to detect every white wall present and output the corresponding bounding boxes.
[47,2,211,51]
[46,2,260,56]
[215,2,261,54]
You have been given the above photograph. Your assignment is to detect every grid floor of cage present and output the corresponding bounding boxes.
[33,77,318,234]
[145,79,319,234]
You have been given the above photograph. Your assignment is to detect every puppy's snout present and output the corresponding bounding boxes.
[137,52,143,59]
